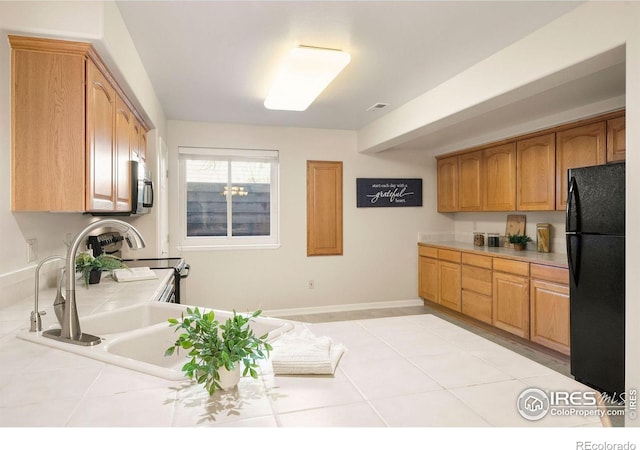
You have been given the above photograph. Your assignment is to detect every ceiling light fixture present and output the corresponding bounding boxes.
[264,45,351,111]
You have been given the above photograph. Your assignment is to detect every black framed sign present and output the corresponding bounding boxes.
[356,178,423,208]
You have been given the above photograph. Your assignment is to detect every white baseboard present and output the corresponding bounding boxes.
[264,298,424,318]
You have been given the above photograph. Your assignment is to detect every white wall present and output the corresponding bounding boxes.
[167,120,452,313]
[0,2,166,300]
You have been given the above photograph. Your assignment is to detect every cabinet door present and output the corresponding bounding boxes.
[86,60,116,211]
[439,261,461,311]
[419,256,438,303]
[307,161,343,256]
[492,271,529,338]
[462,291,492,325]
[10,45,85,211]
[458,151,483,211]
[115,95,132,212]
[555,122,606,211]
[607,115,625,162]
[437,156,458,212]
[139,125,148,161]
[530,279,570,355]
[516,133,555,211]
[131,117,147,161]
[483,143,516,211]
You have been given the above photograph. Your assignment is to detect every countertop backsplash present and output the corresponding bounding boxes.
[422,211,566,255]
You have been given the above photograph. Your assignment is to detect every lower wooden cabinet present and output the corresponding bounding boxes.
[418,255,438,303]
[439,261,461,312]
[530,264,570,355]
[461,254,493,324]
[492,271,530,338]
[418,244,570,355]
[530,279,570,355]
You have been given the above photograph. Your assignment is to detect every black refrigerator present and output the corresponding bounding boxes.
[566,162,625,398]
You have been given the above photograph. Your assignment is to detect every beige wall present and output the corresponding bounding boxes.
[167,120,452,313]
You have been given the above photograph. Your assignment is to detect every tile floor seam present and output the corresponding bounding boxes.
[336,364,391,427]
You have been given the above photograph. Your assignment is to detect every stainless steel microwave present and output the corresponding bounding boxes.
[131,160,154,215]
[88,160,153,216]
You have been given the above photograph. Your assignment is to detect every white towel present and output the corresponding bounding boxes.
[270,329,346,375]
[112,267,158,282]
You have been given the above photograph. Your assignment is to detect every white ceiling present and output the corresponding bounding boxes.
[116,1,591,133]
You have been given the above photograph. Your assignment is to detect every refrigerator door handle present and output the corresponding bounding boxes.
[566,176,578,233]
[567,233,580,286]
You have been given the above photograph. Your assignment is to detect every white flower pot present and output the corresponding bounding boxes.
[217,364,241,391]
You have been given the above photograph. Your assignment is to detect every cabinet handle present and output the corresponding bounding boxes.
[143,180,154,208]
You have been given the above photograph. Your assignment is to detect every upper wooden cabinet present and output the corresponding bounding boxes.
[458,151,484,211]
[483,143,516,211]
[86,60,117,211]
[607,114,626,162]
[555,122,606,211]
[10,35,149,213]
[437,156,459,212]
[434,110,624,213]
[516,133,556,211]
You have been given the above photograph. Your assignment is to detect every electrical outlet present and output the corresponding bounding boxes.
[26,238,38,262]
[308,280,315,289]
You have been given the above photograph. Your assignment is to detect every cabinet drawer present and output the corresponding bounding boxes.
[418,245,438,259]
[461,265,492,296]
[493,258,529,277]
[462,291,492,325]
[530,264,569,285]
[438,249,461,263]
[461,252,492,269]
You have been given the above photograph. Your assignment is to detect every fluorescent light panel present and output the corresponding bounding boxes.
[264,46,351,111]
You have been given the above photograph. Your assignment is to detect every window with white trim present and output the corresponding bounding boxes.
[178,147,279,249]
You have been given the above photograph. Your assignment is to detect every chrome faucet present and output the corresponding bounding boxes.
[42,219,146,346]
[31,255,66,332]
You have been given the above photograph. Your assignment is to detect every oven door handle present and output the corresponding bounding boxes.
[180,264,190,279]
[157,281,175,303]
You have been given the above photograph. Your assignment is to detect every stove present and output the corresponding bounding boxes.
[122,258,189,304]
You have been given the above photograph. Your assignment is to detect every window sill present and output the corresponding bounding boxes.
[177,243,281,252]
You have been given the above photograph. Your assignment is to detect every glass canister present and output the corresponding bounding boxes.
[473,232,485,246]
[487,233,500,247]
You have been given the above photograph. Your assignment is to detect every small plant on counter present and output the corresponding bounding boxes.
[165,307,272,395]
[75,253,127,286]
[508,233,532,250]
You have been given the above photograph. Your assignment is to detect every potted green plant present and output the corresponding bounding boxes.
[75,253,127,286]
[165,307,272,395]
[508,233,532,251]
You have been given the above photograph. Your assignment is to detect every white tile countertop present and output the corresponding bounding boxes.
[0,266,614,438]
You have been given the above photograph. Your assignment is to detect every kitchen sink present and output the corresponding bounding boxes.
[80,302,189,335]
[17,303,294,380]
